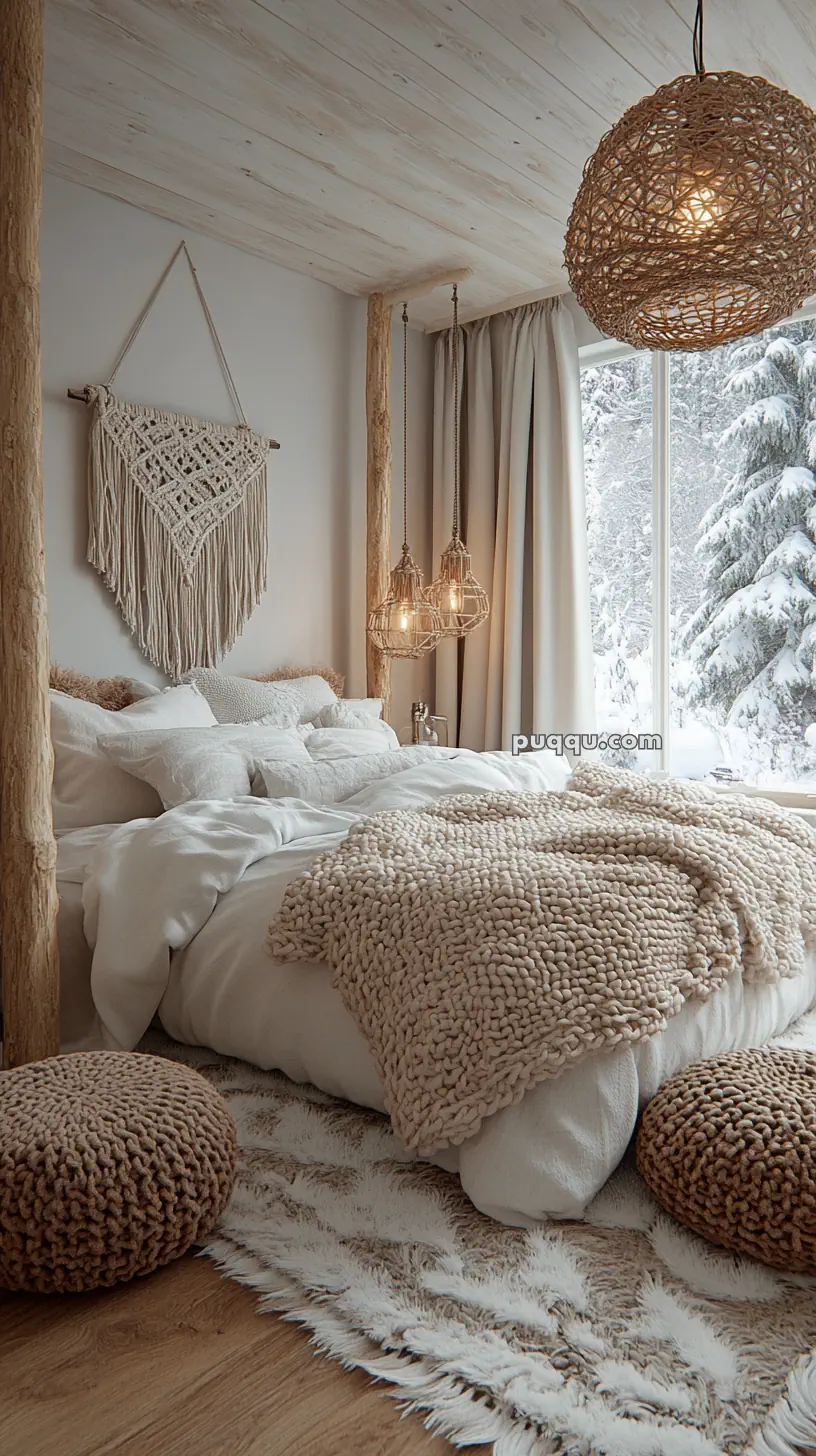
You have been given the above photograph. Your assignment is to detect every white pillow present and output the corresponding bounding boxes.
[100,724,310,809]
[303,724,400,760]
[310,699,383,727]
[183,668,337,726]
[127,678,162,700]
[258,747,442,804]
[50,684,217,834]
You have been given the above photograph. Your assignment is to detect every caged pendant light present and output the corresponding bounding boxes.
[564,0,816,352]
[428,285,490,637]
[367,304,442,659]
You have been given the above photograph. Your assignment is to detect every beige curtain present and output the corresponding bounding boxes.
[432,297,595,750]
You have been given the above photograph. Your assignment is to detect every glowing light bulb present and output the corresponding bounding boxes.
[673,174,724,238]
[449,586,462,613]
[398,604,411,631]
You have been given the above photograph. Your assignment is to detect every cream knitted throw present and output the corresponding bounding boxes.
[86,385,268,678]
[267,765,816,1154]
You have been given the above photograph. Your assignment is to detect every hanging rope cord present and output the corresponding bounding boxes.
[452,283,461,541]
[104,240,249,428]
[402,303,410,552]
[692,0,705,75]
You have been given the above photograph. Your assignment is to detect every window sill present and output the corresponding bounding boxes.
[706,780,816,822]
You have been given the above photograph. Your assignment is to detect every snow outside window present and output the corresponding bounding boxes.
[580,316,816,798]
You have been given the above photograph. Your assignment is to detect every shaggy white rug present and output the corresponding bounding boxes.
[143,1013,816,1456]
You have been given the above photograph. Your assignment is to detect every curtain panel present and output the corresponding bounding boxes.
[432,297,595,750]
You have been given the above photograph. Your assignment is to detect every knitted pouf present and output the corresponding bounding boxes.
[0,1051,237,1294]
[636,1047,816,1273]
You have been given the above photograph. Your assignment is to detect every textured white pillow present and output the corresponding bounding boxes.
[99,725,310,809]
[258,747,440,804]
[50,684,217,834]
[303,724,400,760]
[310,700,384,729]
[183,669,337,726]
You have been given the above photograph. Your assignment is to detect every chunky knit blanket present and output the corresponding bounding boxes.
[266,765,816,1154]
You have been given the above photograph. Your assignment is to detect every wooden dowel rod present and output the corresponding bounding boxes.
[380,266,473,307]
[365,292,392,721]
[0,0,60,1067]
[65,389,281,447]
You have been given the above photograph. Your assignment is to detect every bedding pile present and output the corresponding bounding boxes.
[267,763,816,1154]
[78,748,816,1223]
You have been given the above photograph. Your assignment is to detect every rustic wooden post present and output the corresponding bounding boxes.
[365,291,393,720]
[0,0,60,1067]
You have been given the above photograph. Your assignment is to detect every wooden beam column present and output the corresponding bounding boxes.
[365,291,393,720]
[0,0,60,1066]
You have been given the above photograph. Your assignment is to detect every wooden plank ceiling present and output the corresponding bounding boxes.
[43,0,816,330]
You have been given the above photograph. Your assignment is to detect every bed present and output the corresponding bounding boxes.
[150,803,816,1227]
[50,668,816,1228]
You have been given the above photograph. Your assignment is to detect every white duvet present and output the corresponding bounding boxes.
[82,749,816,1227]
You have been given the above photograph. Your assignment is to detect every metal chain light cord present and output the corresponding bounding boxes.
[402,302,409,551]
[426,281,489,637]
[366,298,443,658]
[451,283,460,542]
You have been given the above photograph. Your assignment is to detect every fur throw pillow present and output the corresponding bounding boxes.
[252,665,344,698]
[49,665,137,712]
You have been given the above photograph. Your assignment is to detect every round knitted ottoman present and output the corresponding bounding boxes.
[0,1052,237,1293]
[636,1047,816,1273]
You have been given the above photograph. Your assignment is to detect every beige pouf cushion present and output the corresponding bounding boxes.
[636,1047,816,1273]
[0,1051,237,1293]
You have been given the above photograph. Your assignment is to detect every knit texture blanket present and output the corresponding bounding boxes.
[266,765,816,1154]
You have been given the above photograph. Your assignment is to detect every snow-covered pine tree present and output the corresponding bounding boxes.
[581,348,733,736]
[580,357,652,652]
[684,323,816,769]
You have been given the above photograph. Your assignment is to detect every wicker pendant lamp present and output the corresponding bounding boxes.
[565,0,816,352]
[367,305,442,659]
[428,285,490,637]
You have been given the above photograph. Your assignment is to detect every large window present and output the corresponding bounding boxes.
[581,315,816,799]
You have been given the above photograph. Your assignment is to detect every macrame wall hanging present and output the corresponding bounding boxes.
[68,240,279,679]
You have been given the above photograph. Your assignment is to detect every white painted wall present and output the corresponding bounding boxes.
[41,174,433,729]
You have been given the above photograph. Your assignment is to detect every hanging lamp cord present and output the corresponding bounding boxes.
[402,302,409,552]
[692,0,705,76]
[452,283,461,542]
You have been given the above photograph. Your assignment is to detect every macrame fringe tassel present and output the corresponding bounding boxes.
[87,415,267,679]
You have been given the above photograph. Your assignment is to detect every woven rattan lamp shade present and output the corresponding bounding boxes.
[565,70,816,351]
[367,546,442,659]
[427,536,490,637]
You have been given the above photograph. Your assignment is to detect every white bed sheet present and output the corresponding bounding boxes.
[57,824,117,1050]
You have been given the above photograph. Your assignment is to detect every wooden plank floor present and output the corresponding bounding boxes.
[3,1255,815,1456]
[0,1254,466,1456]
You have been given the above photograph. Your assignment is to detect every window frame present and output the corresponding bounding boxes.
[579,300,816,810]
